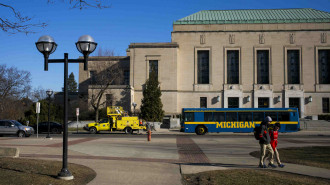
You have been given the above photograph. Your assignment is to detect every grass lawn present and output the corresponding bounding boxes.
[250,146,330,170]
[182,169,330,185]
[0,157,96,185]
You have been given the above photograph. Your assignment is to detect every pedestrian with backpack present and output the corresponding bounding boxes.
[269,122,285,168]
[258,116,276,168]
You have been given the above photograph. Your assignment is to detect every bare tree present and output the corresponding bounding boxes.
[0,64,32,119]
[97,47,115,56]
[1,0,109,34]
[30,86,48,102]
[89,61,122,122]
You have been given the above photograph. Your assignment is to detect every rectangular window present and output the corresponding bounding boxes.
[257,50,269,84]
[204,112,213,121]
[323,98,330,113]
[265,112,277,122]
[258,98,269,108]
[197,51,209,84]
[228,97,239,108]
[253,112,264,121]
[287,50,300,84]
[214,112,225,122]
[200,97,207,108]
[124,70,130,85]
[184,112,194,122]
[238,112,252,121]
[319,50,330,84]
[89,70,96,84]
[227,50,239,84]
[149,60,158,79]
[106,94,113,107]
[278,112,290,121]
[226,112,237,121]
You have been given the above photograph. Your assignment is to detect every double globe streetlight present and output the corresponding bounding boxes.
[36,35,97,180]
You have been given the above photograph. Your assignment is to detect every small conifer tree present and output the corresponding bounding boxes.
[62,72,78,92]
[140,68,164,122]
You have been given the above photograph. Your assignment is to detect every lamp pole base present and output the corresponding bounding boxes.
[58,168,74,180]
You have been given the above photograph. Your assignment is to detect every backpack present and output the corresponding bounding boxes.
[254,125,262,140]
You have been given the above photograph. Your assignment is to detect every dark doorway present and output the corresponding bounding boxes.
[228,97,239,108]
[289,98,301,118]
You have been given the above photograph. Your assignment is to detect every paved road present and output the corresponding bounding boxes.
[1,132,330,185]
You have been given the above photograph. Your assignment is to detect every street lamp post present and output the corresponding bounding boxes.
[36,35,97,180]
[46,89,53,139]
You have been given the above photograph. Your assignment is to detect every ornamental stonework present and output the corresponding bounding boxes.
[200,34,206,44]
[229,34,235,44]
[321,33,327,43]
[289,33,295,44]
[259,33,265,44]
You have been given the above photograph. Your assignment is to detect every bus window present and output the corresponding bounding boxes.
[214,112,225,122]
[238,112,252,121]
[184,112,194,122]
[265,112,277,121]
[204,112,213,121]
[226,112,237,121]
[278,112,290,121]
[253,112,264,121]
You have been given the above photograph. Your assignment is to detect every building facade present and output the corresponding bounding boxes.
[80,8,330,118]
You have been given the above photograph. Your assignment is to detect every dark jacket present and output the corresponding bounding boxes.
[259,121,271,144]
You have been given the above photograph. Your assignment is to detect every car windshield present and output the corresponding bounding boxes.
[13,121,23,126]
[99,119,108,123]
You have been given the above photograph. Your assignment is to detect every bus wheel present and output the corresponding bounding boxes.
[89,127,97,134]
[196,125,207,135]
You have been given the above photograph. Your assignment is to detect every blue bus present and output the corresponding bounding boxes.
[181,108,300,135]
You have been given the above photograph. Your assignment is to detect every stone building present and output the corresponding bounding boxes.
[79,8,330,118]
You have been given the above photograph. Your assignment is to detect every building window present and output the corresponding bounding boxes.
[257,50,269,84]
[149,60,158,79]
[228,97,239,108]
[124,70,129,85]
[319,50,330,84]
[89,70,96,84]
[227,50,239,84]
[258,98,269,108]
[287,50,300,84]
[197,51,209,84]
[106,94,113,107]
[200,97,207,108]
[323,98,330,113]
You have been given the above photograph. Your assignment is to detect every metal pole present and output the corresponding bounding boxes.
[58,53,73,180]
[46,95,51,138]
[77,115,78,134]
[36,113,39,138]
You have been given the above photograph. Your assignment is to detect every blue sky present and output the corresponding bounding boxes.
[1,0,329,92]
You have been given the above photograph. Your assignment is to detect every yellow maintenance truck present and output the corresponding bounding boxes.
[83,106,146,134]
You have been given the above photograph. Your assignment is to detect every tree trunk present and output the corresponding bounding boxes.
[95,109,99,122]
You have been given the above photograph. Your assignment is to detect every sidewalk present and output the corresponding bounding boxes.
[0,129,329,184]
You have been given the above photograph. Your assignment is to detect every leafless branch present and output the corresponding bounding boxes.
[48,0,110,10]
[0,3,47,34]
[1,0,109,34]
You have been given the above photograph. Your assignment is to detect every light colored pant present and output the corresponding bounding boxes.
[259,143,274,165]
[273,147,282,165]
